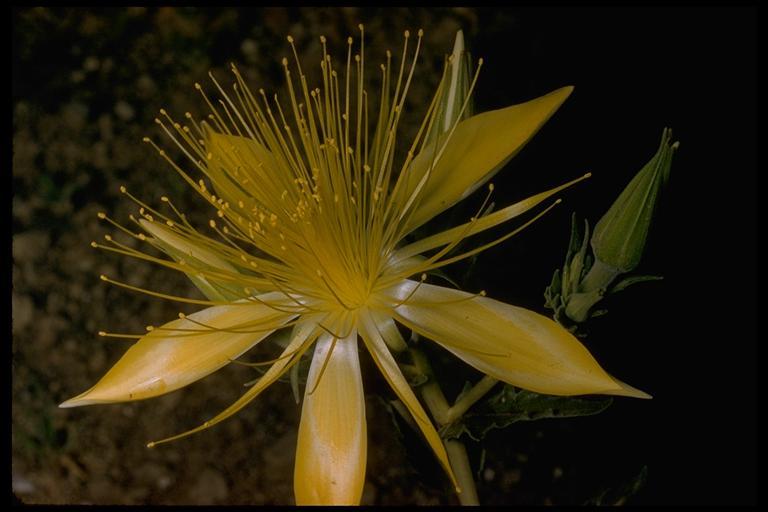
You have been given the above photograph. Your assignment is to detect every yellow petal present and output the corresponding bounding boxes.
[145,316,322,447]
[59,293,297,408]
[358,309,458,491]
[394,173,590,261]
[140,219,237,272]
[139,219,255,300]
[384,281,650,398]
[402,86,574,232]
[204,128,281,210]
[294,329,367,505]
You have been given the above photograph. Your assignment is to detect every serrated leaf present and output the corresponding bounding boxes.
[453,385,612,441]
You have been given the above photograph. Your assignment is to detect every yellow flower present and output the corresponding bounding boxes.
[61,28,648,505]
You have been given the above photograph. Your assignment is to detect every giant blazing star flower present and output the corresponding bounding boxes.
[61,28,648,505]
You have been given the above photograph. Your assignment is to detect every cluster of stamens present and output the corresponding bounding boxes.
[92,26,577,343]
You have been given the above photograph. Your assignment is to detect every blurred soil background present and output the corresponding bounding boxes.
[12,6,756,506]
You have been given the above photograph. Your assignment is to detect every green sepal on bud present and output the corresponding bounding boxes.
[545,128,677,327]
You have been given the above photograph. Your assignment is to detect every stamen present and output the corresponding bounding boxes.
[307,335,337,396]
[392,273,427,308]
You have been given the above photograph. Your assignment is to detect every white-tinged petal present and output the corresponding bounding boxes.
[146,315,324,447]
[294,328,366,505]
[358,309,458,491]
[59,293,298,408]
[383,280,650,398]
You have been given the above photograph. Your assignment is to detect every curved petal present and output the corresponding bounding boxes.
[294,328,367,505]
[401,86,574,232]
[358,309,458,492]
[59,293,298,408]
[394,173,590,262]
[383,280,649,398]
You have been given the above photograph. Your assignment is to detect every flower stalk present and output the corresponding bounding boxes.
[408,342,499,505]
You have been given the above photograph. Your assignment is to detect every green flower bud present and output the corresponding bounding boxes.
[591,128,678,272]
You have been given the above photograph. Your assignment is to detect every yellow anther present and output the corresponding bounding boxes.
[98,331,106,337]
[209,220,216,228]
[146,325,154,332]
[97,212,106,219]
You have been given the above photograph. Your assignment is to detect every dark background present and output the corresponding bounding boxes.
[12,6,756,505]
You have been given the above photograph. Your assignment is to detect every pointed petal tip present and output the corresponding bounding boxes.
[58,396,90,408]
[553,85,574,103]
[59,388,113,408]
[611,378,652,399]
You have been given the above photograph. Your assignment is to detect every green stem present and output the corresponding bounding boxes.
[446,440,480,505]
[580,258,621,293]
[409,346,493,505]
[447,375,498,423]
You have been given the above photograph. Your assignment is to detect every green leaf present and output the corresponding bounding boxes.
[443,385,612,441]
[585,466,648,506]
